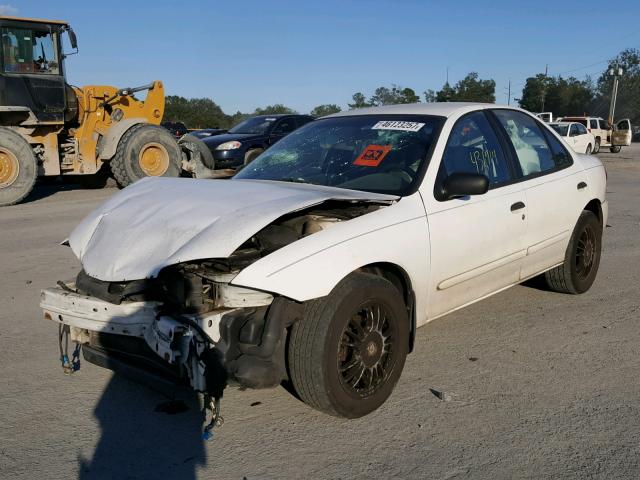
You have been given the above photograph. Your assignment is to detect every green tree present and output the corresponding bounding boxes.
[594,48,640,123]
[253,104,297,115]
[425,73,495,103]
[348,92,371,109]
[519,74,594,116]
[310,104,342,117]
[370,85,420,106]
[519,74,554,112]
[163,96,231,129]
[453,72,495,103]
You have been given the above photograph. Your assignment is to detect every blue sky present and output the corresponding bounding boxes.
[7,0,640,114]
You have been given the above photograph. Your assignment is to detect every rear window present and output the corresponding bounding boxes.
[590,119,598,129]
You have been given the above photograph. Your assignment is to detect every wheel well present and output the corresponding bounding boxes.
[584,199,603,225]
[359,262,417,353]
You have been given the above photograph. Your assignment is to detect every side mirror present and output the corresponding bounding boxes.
[68,28,78,50]
[441,173,489,200]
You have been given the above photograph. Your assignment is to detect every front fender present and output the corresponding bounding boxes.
[231,193,430,326]
[97,118,147,160]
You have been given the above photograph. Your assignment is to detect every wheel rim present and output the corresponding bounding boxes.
[0,148,20,188]
[586,145,592,154]
[138,142,170,176]
[337,302,396,398]
[575,224,597,280]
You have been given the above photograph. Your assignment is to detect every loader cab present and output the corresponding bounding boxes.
[0,16,75,124]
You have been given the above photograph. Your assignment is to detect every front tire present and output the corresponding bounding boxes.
[544,211,602,294]
[288,272,409,418]
[610,145,622,153]
[585,144,592,154]
[0,127,37,206]
[111,124,182,188]
[592,138,601,154]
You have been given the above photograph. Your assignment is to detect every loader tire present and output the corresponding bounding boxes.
[111,124,182,188]
[0,128,37,206]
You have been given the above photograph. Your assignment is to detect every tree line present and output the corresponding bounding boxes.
[163,48,640,128]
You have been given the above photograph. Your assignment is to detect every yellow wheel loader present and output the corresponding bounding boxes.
[0,16,197,206]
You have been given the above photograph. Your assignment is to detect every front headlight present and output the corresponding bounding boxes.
[215,141,242,151]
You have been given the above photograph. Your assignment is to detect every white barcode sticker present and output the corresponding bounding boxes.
[372,120,425,132]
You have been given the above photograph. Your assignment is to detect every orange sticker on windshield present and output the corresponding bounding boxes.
[354,145,392,167]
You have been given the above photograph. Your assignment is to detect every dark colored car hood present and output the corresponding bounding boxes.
[202,132,267,148]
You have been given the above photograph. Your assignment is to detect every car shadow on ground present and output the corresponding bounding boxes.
[22,175,117,204]
[521,274,554,292]
[78,375,207,479]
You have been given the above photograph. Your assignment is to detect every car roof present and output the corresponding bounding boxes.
[550,122,573,126]
[252,114,309,119]
[562,116,602,120]
[326,102,517,119]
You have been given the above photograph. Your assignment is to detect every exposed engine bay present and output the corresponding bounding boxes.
[42,200,383,410]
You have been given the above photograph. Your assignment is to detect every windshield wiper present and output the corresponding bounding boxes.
[276,177,308,184]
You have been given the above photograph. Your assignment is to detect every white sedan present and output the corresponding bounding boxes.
[41,103,607,423]
[549,121,596,154]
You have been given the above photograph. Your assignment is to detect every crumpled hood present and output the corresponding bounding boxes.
[69,177,397,281]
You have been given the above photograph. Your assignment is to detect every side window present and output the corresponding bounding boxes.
[272,118,296,135]
[542,127,573,169]
[296,116,313,128]
[493,110,558,176]
[590,119,598,129]
[569,124,579,137]
[1,27,59,74]
[439,111,512,187]
[599,119,610,130]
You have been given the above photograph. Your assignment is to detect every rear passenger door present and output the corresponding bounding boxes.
[425,111,528,318]
[491,110,587,279]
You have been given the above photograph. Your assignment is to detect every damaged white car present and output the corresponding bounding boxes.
[41,103,607,426]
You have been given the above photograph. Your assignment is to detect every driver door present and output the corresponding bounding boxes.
[424,110,527,319]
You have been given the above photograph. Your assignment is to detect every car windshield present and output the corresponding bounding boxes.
[550,124,569,136]
[234,115,443,196]
[228,117,277,135]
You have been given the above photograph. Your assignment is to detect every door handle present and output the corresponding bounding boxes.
[577,181,587,190]
[510,201,525,212]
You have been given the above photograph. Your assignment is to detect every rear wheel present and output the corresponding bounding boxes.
[610,145,622,153]
[110,124,181,188]
[585,144,592,154]
[0,128,37,206]
[288,272,409,418]
[592,138,601,154]
[544,211,602,294]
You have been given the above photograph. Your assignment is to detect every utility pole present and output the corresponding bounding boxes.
[507,79,511,106]
[608,67,623,125]
[540,64,548,112]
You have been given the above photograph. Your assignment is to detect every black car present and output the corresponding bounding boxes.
[189,128,227,139]
[161,121,188,139]
[202,114,314,168]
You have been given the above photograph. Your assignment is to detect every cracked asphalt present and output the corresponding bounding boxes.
[0,144,639,479]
